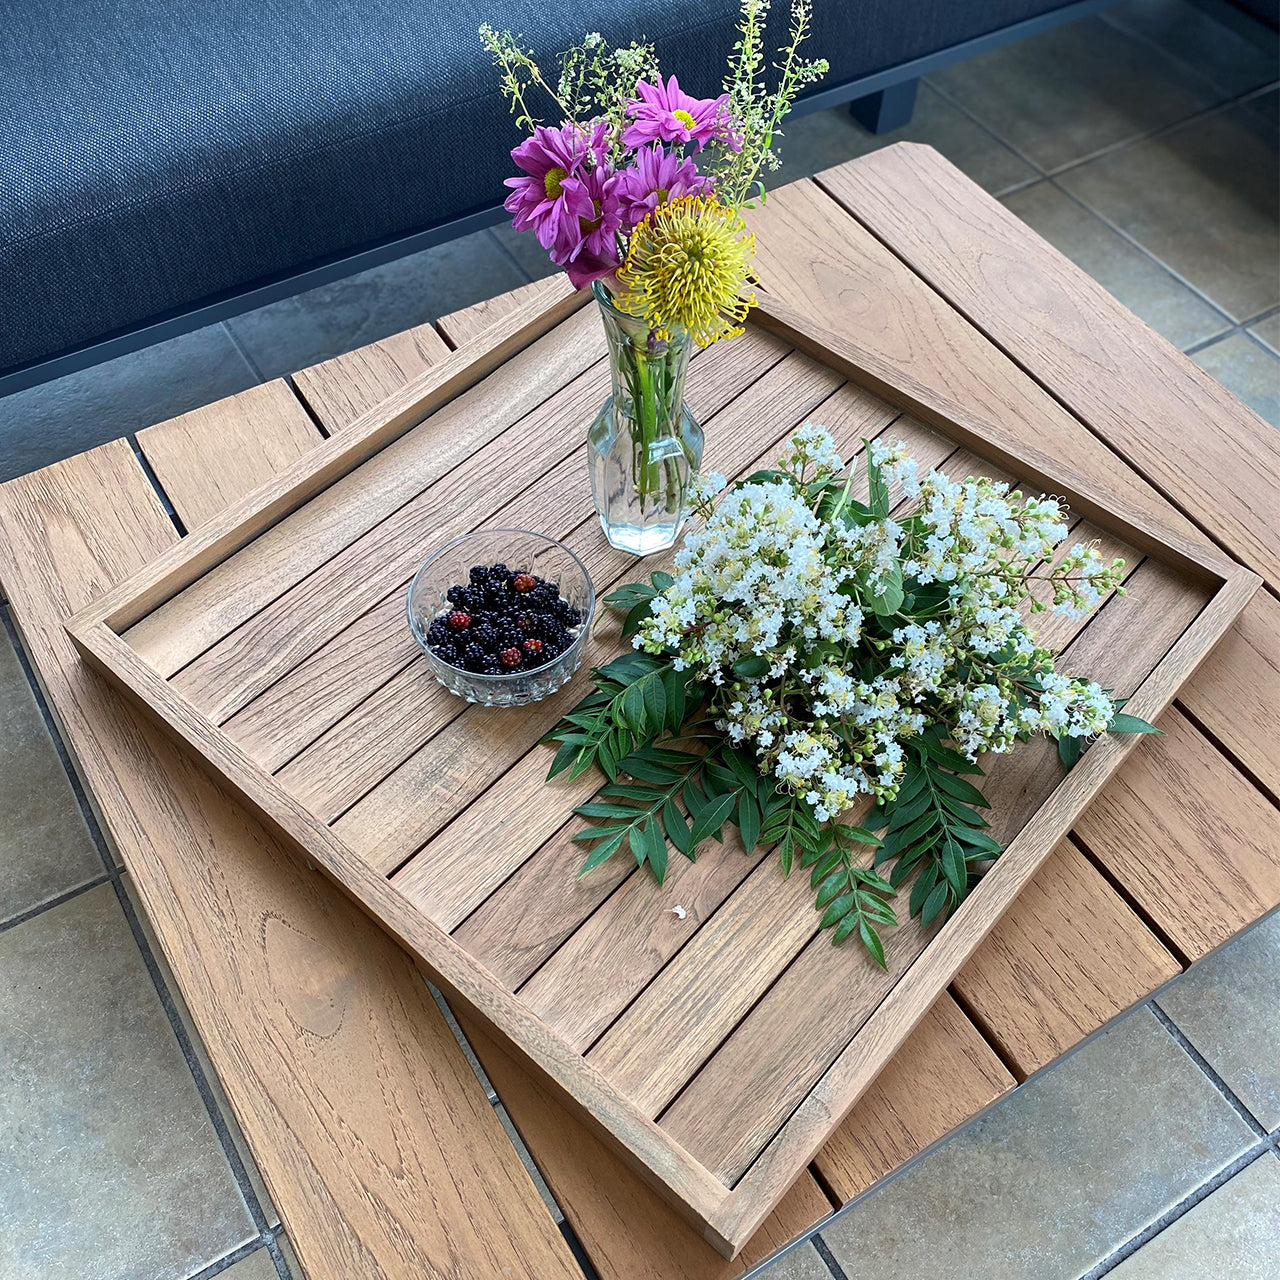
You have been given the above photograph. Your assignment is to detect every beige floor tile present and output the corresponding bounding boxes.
[216,1249,280,1280]
[776,85,1037,196]
[1191,332,1280,427]
[1250,312,1280,356]
[820,1007,1256,1280]
[1002,181,1231,349]
[751,1240,832,1280]
[0,884,255,1279]
[1106,1153,1280,1278]
[0,628,103,923]
[1157,912,1280,1130]
[1057,105,1280,322]
[929,16,1223,172]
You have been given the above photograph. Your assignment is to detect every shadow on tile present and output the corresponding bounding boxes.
[1157,911,1280,1128]
[818,1007,1256,1280]
[1191,332,1280,426]
[226,228,527,380]
[0,884,255,1279]
[0,324,257,484]
[1002,180,1231,348]
[750,1240,833,1280]
[1058,102,1280,322]
[929,15,1225,172]
[0,627,103,923]
[1104,0,1279,98]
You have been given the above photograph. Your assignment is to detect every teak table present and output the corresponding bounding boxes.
[2,145,1278,1278]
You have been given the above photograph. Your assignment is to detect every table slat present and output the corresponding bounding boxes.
[436,277,566,349]
[951,839,1180,1077]
[136,381,323,528]
[816,144,1280,588]
[1074,707,1280,960]
[0,444,583,1280]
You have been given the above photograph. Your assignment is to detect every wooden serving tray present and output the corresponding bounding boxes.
[67,278,1258,1258]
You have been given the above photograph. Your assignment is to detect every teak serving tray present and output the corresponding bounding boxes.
[68,277,1258,1257]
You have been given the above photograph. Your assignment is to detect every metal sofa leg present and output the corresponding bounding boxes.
[849,79,919,134]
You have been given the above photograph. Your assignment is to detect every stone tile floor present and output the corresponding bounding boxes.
[0,2,1276,1276]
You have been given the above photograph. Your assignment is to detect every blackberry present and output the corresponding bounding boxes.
[462,642,486,671]
[482,659,503,675]
[446,584,471,607]
[490,562,509,579]
[469,565,488,585]
[447,609,472,631]
[426,618,451,645]
[472,622,500,651]
[499,646,522,669]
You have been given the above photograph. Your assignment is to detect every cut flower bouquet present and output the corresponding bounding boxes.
[545,427,1160,965]
[482,2,828,553]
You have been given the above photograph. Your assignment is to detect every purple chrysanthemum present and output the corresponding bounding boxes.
[615,145,711,227]
[548,163,624,289]
[503,123,597,252]
[622,76,729,151]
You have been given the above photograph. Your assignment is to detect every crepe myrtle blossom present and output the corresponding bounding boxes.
[615,144,711,227]
[631,424,1128,822]
[623,75,733,150]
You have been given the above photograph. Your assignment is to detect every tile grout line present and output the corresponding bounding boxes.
[1147,1000,1271,1138]
[1183,307,1280,356]
[2,604,281,1258]
[186,1235,277,1280]
[0,870,116,935]
[811,1233,853,1280]
[1082,1142,1279,1278]
[222,319,270,385]
[0,602,121,878]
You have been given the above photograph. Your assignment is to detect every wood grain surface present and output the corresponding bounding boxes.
[136,380,324,528]
[0,446,583,1280]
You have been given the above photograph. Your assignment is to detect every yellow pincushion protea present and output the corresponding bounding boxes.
[616,196,756,346]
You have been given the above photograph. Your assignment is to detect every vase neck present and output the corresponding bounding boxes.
[593,285,692,430]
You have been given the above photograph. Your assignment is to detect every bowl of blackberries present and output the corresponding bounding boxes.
[407,529,594,706]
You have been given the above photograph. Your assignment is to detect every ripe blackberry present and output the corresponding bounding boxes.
[490,562,509,578]
[426,618,450,645]
[462,642,486,671]
[446,584,471,607]
[482,659,503,675]
[472,622,499,651]
[469,565,488,585]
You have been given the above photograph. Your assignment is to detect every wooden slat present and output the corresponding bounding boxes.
[460,1016,833,1280]
[233,327,788,778]
[436,277,567,348]
[329,350,846,868]
[0,444,583,1280]
[1177,588,1280,802]
[812,993,1014,1203]
[136,381,323,528]
[815,144,1280,587]
[1074,707,1280,961]
[950,840,1180,1078]
[293,323,452,434]
[121,287,593,677]
[747,177,1210,554]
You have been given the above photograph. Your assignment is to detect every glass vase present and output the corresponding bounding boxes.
[587,281,703,556]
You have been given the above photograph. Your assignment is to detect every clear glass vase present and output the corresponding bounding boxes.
[587,281,704,556]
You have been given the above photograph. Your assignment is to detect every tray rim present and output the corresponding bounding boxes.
[66,284,1261,1257]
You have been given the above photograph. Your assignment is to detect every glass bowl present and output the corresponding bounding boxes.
[407,528,594,707]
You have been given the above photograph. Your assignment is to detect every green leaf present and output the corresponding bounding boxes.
[570,824,629,842]
[832,913,861,945]
[661,668,687,734]
[732,655,770,680]
[578,829,627,874]
[639,820,669,883]
[859,918,888,969]
[620,757,682,786]
[886,787,934,829]
[650,570,674,592]
[932,771,991,808]
[940,832,967,896]
[1057,733,1085,770]
[878,810,939,859]
[870,565,905,617]
[622,682,646,736]
[820,891,858,929]
[923,739,984,774]
[950,825,1003,856]
[621,599,653,640]
[573,802,641,819]
[689,791,737,847]
[920,880,950,927]
[642,677,667,736]
[663,797,693,856]
[1108,712,1163,736]
[778,836,795,878]
[723,749,762,795]
[836,825,882,846]
[815,870,848,909]
[910,862,940,916]
[737,791,761,854]
[548,738,588,780]
[938,795,988,827]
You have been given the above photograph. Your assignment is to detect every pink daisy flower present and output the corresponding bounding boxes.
[622,76,730,151]
[616,145,711,227]
[503,123,597,253]
[547,164,624,289]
